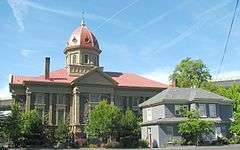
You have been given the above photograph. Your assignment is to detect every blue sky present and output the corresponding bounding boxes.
[0,0,240,98]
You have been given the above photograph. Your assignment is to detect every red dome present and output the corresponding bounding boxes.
[67,23,99,50]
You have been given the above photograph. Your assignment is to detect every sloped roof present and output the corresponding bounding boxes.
[11,69,168,89]
[139,87,233,107]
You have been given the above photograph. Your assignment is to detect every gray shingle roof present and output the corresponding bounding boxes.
[139,88,233,107]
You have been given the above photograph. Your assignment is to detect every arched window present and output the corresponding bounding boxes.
[72,54,77,64]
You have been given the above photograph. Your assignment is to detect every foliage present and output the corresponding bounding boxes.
[230,112,240,137]
[119,108,140,147]
[4,101,22,147]
[85,100,121,142]
[170,57,211,88]
[178,109,214,145]
[104,141,120,148]
[55,121,70,147]
[138,139,148,148]
[20,109,44,146]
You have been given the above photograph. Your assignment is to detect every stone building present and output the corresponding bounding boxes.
[9,21,167,133]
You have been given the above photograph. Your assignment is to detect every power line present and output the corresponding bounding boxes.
[217,0,239,76]
[93,0,140,32]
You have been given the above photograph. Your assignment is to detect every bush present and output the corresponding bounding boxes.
[229,136,240,144]
[55,121,70,148]
[20,110,44,146]
[138,139,148,148]
[216,136,229,145]
[88,144,98,148]
[104,141,120,148]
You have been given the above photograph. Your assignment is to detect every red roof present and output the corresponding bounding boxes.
[67,24,99,49]
[12,69,168,88]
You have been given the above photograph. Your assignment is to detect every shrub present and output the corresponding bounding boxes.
[105,141,120,148]
[88,144,98,148]
[229,136,240,144]
[20,110,44,146]
[138,139,148,148]
[55,121,70,148]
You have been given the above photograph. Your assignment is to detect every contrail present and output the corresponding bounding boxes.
[153,0,231,54]
[129,1,190,36]
[93,0,140,32]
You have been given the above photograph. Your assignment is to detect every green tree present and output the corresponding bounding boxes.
[170,58,211,88]
[178,109,214,145]
[85,100,121,143]
[55,121,70,147]
[230,112,240,137]
[120,108,140,147]
[5,101,22,147]
[20,109,44,146]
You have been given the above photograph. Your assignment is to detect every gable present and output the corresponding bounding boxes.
[72,69,118,86]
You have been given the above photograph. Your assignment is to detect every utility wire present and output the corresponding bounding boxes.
[93,0,140,32]
[217,0,239,76]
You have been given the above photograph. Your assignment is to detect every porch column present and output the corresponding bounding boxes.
[25,87,31,112]
[48,93,53,125]
[73,87,80,126]
[110,94,114,105]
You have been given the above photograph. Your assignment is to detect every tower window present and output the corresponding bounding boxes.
[84,54,89,64]
[71,54,77,64]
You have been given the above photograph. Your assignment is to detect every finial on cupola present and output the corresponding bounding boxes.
[81,11,85,26]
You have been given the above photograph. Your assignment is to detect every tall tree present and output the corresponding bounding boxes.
[85,100,121,142]
[120,108,140,147]
[170,58,211,88]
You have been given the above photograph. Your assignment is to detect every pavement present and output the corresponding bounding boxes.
[7,144,240,150]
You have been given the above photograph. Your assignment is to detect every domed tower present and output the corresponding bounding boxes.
[64,21,102,76]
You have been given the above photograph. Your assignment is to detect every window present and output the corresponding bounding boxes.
[133,97,139,107]
[166,126,174,138]
[57,94,66,105]
[36,106,45,121]
[199,104,207,117]
[57,108,65,124]
[84,54,89,64]
[128,97,133,107]
[146,108,152,121]
[35,93,45,104]
[90,93,101,102]
[209,104,217,118]
[175,105,188,116]
[72,54,77,64]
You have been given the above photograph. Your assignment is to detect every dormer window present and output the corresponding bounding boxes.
[72,37,77,43]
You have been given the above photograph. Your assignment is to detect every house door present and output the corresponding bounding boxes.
[147,127,152,147]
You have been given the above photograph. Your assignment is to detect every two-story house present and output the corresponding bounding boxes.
[139,87,233,147]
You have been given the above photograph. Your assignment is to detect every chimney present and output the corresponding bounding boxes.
[171,78,177,87]
[45,57,50,79]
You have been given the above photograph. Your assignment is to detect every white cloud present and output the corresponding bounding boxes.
[0,85,11,100]
[7,0,29,31]
[141,68,172,85]
[20,49,37,57]
[213,70,240,81]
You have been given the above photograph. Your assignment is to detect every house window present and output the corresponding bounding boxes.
[175,105,188,116]
[57,108,65,124]
[84,54,89,64]
[166,126,174,138]
[199,104,207,117]
[209,104,217,118]
[146,108,152,121]
[57,94,66,105]
[90,93,101,102]
[35,93,45,104]
[35,106,45,121]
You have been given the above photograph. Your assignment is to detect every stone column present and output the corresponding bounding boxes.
[48,93,53,125]
[73,87,80,132]
[25,87,31,112]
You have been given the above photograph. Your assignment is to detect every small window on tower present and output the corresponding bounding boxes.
[72,54,77,64]
[84,54,89,64]
[72,37,77,43]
